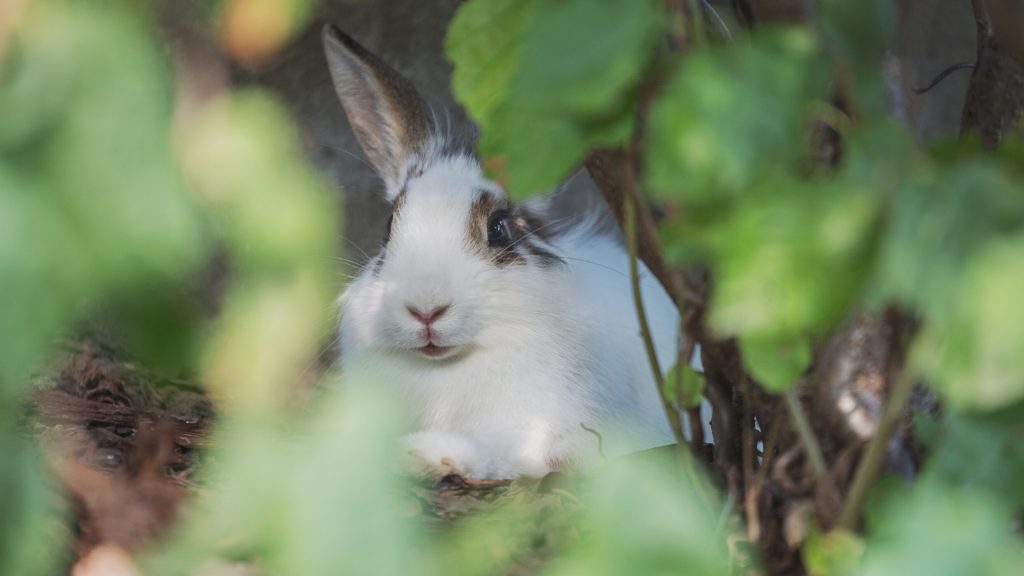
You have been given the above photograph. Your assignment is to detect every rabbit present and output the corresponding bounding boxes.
[322,24,706,480]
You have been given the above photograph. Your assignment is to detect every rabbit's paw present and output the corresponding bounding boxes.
[402,431,490,480]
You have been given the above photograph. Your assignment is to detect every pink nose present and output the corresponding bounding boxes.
[406,304,450,326]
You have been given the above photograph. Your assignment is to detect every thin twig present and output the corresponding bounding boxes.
[784,388,828,483]
[623,141,716,514]
[837,367,916,530]
[623,146,686,447]
[912,62,976,95]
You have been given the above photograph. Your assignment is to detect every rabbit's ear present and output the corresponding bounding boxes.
[322,25,434,198]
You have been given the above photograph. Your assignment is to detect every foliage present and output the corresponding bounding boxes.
[448,0,1024,572]
[448,0,662,197]
[2,0,1023,575]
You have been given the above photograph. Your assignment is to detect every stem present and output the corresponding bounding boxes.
[623,144,718,514]
[837,367,916,530]
[784,388,827,483]
[676,313,704,449]
[623,155,686,447]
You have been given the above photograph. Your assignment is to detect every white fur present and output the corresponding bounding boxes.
[339,154,701,480]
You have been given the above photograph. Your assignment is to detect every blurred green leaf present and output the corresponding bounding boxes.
[871,159,1022,315]
[709,180,879,340]
[546,456,730,575]
[0,1,202,388]
[740,335,811,392]
[914,234,1024,410]
[0,437,65,576]
[647,28,829,201]
[178,91,339,414]
[803,529,864,576]
[856,477,1021,576]
[870,151,1024,410]
[919,411,1024,507]
[146,386,429,576]
[178,91,337,278]
[818,0,896,114]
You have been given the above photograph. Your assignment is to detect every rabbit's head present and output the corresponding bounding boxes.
[323,26,567,363]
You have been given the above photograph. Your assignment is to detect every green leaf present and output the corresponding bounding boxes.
[446,0,541,128]
[870,160,1016,314]
[740,335,811,392]
[0,1,202,389]
[819,0,896,114]
[856,478,1020,576]
[664,363,705,409]
[709,179,880,340]
[511,0,661,116]
[868,150,1024,410]
[479,111,589,199]
[178,91,338,277]
[920,411,1024,507]
[914,234,1024,410]
[803,529,864,576]
[547,456,729,575]
[145,387,428,575]
[0,437,65,576]
[449,0,663,197]
[647,28,829,201]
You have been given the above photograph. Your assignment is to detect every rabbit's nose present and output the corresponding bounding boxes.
[406,304,450,326]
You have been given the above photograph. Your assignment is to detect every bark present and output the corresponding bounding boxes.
[960,0,1024,146]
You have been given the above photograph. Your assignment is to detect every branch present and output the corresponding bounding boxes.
[783,388,827,483]
[622,145,687,448]
[622,143,718,515]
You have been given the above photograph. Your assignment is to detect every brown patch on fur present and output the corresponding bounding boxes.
[514,209,564,267]
[467,192,522,266]
[390,188,408,220]
[467,191,566,268]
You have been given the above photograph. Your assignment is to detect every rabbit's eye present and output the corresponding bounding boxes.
[487,211,512,247]
[383,213,394,245]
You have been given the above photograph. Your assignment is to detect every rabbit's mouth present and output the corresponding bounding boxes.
[418,343,456,359]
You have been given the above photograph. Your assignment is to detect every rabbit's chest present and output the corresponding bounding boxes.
[404,350,593,433]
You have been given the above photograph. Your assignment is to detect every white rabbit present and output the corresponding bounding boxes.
[323,25,704,480]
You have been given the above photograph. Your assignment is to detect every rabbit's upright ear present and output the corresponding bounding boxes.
[322,25,434,198]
